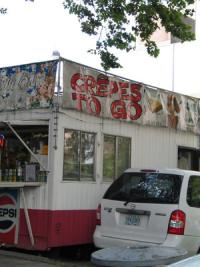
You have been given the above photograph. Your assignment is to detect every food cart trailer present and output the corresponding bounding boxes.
[0,58,199,251]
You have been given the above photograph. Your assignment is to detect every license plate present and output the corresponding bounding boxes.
[125,214,140,226]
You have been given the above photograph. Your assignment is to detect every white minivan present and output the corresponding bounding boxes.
[93,168,200,255]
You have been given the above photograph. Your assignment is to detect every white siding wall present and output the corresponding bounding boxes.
[0,109,198,211]
[51,109,199,211]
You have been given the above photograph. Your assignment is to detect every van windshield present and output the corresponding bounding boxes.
[104,172,183,204]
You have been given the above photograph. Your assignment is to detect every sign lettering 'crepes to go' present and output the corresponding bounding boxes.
[62,60,200,134]
[63,62,143,121]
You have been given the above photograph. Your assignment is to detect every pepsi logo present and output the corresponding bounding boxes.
[0,194,17,233]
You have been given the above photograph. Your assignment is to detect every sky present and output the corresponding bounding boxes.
[0,0,200,97]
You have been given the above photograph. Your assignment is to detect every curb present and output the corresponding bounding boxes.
[0,248,95,267]
[0,249,56,265]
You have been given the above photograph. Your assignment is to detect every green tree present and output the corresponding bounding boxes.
[63,0,195,70]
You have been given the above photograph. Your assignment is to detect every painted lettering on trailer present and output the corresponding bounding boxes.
[70,73,142,121]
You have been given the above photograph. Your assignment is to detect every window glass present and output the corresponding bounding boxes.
[187,176,200,207]
[103,135,115,181]
[103,135,131,181]
[104,172,183,204]
[63,130,79,180]
[117,137,131,177]
[178,150,192,170]
[80,132,95,179]
[63,129,95,181]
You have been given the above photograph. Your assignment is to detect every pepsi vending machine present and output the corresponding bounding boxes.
[0,188,20,245]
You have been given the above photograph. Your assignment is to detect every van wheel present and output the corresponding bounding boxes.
[197,248,200,254]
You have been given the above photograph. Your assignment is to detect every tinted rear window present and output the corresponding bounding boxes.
[104,172,183,204]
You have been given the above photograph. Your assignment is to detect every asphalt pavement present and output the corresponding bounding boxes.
[0,249,95,267]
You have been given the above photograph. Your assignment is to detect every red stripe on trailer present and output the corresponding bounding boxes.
[0,226,16,244]
[18,209,49,250]
[18,209,96,250]
[48,210,96,247]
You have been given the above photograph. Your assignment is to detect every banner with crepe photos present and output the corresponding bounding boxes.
[142,87,200,133]
[62,60,200,134]
[0,60,58,111]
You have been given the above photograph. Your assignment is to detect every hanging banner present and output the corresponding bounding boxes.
[62,61,143,123]
[142,88,184,130]
[0,60,58,111]
[142,87,167,128]
[62,60,200,134]
[0,189,20,244]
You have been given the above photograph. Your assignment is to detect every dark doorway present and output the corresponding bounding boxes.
[178,147,200,171]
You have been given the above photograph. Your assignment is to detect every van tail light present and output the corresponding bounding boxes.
[168,210,186,235]
[96,204,101,225]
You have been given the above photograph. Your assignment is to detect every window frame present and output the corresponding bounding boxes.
[103,134,131,181]
[63,128,96,181]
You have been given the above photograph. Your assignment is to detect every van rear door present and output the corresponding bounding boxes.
[101,171,183,244]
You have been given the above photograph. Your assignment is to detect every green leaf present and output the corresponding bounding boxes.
[63,0,195,70]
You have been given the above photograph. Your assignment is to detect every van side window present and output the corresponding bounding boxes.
[187,176,200,207]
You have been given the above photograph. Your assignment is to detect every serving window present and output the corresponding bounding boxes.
[0,124,48,183]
